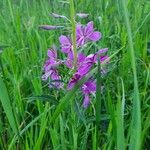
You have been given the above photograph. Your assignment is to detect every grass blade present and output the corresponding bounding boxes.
[119,0,141,149]
[116,78,125,150]
[0,76,18,134]
[96,54,101,125]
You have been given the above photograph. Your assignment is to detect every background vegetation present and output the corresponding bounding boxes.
[0,0,150,149]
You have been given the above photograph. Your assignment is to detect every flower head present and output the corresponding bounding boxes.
[41,19,109,108]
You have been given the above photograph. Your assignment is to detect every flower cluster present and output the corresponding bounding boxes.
[42,21,109,108]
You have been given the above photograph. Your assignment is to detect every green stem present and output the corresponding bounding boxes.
[96,54,101,126]
[120,0,141,149]
[69,0,77,68]
[95,54,101,149]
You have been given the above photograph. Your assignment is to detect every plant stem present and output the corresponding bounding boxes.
[69,0,77,68]
[95,54,101,149]
[96,54,101,126]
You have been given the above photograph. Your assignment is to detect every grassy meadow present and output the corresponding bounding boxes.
[0,0,150,149]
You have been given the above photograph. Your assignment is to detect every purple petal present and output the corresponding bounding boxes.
[61,46,72,53]
[42,68,54,81]
[59,35,71,45]
[43,59,60,71]
[64,52,74,69]
[82,81,96,94]
[77,54,97,76]
[67,74,81,90]
[65,59,73,69]
[84,21,94,35]
[76,37,85,47]
[77,53,86,63]
[49,69,63,89]
[86,54,97,63]
[83,94,90,108]
[77,63,92,76]
[89,31,101,41]
[42,71,51,81]
[76,24,85,46]
[59,35,72,53]
[76,24,83,36]
[47,49,57,59]
[68,51,74,60]
[51,70,59,80]
[100,56,109,63]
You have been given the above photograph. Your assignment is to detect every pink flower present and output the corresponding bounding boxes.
[42,49,63,88]
[77,54,97,76]
[76,21,101,46]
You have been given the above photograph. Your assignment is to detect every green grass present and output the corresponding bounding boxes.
[0,0,150,149]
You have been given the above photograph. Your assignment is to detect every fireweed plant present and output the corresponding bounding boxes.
[41,19,109,108]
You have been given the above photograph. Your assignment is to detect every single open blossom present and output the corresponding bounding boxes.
[77,54,97,76]
[48,68,63,89]
[43,49,61,71]
[42,49,63,88]
[76,21,101,46]
[39,25,64,30]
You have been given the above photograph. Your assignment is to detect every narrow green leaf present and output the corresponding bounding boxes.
[116,78,125,150]
[96,54,101,126]
[0,76,18,134]
[119,0,141,149]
